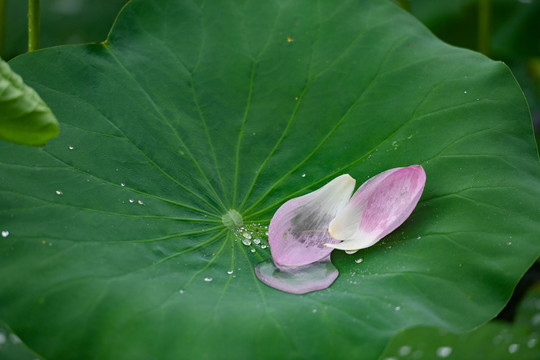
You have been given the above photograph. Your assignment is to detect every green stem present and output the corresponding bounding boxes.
[0,0,6,56]
[28,0,40,52]
[478,0,491,56]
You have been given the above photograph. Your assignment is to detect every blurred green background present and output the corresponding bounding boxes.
[0,0,538,358]
[401,0,540,145]
[0,0,127,59]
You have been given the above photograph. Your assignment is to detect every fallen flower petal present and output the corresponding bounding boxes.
[327,165,426,252]
[268,174,355,267]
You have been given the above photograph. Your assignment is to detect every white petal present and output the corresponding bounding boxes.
[326,165,426,251]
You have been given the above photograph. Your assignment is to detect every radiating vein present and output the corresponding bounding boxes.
[178,229,229,289]
[0,188,220,222]
[246,75,450,219]
[31,81,221,217]
[237,241,297,352]
[134,5,230,209]
[43,149,220,218]
[243,34,410,217]
[232,1,282,208]
[104,45,228,213]
[237,3,321,211]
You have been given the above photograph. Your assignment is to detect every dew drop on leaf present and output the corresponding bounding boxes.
[1,230,8,238]
[9,333,21,344]
[508,344,519,354]
[399,345,411,356]
[436,346,452,358]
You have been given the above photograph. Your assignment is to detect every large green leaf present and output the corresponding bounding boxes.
[1,0,539,359]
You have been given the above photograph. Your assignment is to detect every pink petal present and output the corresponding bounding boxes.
[269,174,355,267]
[327,165,426,251]
[255,258,339,294]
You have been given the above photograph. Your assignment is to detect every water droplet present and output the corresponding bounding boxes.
[301,173,306,177]
[242,232,252,240]
[399,345,412,356]
[506,241,512,245]
[527,338,537,348]
[312,309,317,313]
[253,238,261,245]
[129,199,134,203]
[261,244,267,249]
[395,306,401,311]
[227,270,234,275]
[204,277,213,282]
[250,248,256,253]
[508,343,519,354]
[9,333,21,344]
[137,200,144,205]
[436,346,452,358]
[367,154,372,159]
[531,313,540,325]
[417,236,422,240]
[121,183,125,187]
[242,238,252,246]
[1,230,9,238]
[355,258,364,263]
[464,90,467,93]
[55,190,63,195]
[179,289,185,294]
[68,145,74,150]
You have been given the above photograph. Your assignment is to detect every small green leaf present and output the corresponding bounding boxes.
[0,58,59,146]
[378,282,540,360]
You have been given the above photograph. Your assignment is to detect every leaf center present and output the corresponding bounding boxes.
[221,209,243,230]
